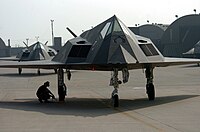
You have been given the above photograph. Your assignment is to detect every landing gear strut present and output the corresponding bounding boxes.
[57,68,67,101]
[145,65,155,100]
[110,68,120,107]
[110,68,129,107]
[109,68,129,107]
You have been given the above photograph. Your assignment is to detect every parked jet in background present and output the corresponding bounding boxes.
[0,41,57,74]
[16,41,57,74]
[0,15,200,107]
[183,40,200,66]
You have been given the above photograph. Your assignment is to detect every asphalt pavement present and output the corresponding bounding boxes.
[0,64,200,132]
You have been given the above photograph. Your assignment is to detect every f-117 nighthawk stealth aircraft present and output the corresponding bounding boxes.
[0,15,200,107]
[0,41,57,75]
[16,41,57,74]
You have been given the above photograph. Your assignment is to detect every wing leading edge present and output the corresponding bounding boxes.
[0,57,199,71]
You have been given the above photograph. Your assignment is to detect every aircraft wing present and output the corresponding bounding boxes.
[124,57,200,70]
[0,57,199,71]
[151,57,200,67]
[0,56,20,61]
[0,60,66,69]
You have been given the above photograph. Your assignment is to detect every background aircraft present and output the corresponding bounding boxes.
[17,41,57,74]
[183,40,200,65]
[0,41,57,75]
[0,15,200,107]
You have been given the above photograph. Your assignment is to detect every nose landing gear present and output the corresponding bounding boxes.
[111,88,119,107]
[110,68,120,107]
[110,68,129,107]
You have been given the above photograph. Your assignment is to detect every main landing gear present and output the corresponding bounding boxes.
[37,69,41,75]
[18,67,22,75]
[57,68,71,102]
[145,65,155,100]
[57,68,67,101]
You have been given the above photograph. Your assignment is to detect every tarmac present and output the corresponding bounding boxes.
[0,64,200,132]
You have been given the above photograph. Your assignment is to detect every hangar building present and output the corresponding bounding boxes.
[161,14,200,57]
[129,24,168,52]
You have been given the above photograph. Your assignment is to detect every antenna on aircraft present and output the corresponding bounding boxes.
[44,41,48,45]
[66,27,77,38]
[26,38,29,46]
[23,41,28,48]
[23,38,29,47]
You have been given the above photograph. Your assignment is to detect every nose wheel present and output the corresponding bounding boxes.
[112,94,119,107]
[111,88,119,107]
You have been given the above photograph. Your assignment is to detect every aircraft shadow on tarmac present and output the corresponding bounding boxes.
[181,64,200,68]
[0,95,198,117]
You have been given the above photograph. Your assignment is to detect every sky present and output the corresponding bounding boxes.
[0,0,200,47]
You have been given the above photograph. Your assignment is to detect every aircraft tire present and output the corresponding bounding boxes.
[54,69,57,74]
[37,70,41,75]
[59,95,65,102]
[113,94,119,107]
[146,83,155,100]
[18,68,22,75]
